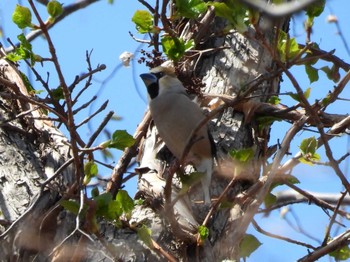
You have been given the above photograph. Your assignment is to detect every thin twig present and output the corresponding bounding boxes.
[252,219,316,250]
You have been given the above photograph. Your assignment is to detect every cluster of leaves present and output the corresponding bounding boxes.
[131,0,251,61]
[8,1,63,66]
[60,189,134,232]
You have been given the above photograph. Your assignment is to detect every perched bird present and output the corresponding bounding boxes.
[140,62,214,204]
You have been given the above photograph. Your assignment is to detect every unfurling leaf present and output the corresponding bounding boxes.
[47,1,63,19]
[198,225,209,241]
[12,5,32,29]
[299,137,320,165]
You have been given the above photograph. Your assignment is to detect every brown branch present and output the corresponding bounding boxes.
[298,230,350,262]
[322,191,347,246]
[106,112,152,198]
[252,219,316,250]
[282,65,350,193]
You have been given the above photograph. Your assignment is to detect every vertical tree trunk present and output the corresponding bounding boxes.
[136,12,287,260]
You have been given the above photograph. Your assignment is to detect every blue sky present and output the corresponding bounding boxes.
[1,0,350,261]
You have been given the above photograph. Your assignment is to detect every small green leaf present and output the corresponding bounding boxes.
[107,199,122,219]
[305,64,319,84]
[299,137,320,165]
[321,93,331,107]
[229,147,254,163]
[305,0,325,18]
[47,1,63,19]
[161,36,190,61]
[91,187,100,198]
[59,199,80,215]
[138,225,154,248]
[116,190,134,218]
[321,65,340,82]
[84,161,98,177]
[132,10,154,34]
[198,225,209,241]
[239,234,262,259]
[304,87,311,99]
[277,30,301,62]
[180,171,203,188]
[264,192,277,208]
[208,1,248,32]
[12,5,32,29]
[175,0,207,18]
[51,87,64,100]
[289,87,311,103]
[330,245,350,261]
[108,130,135,150]
[7,33,38,66]
[268,96,280,105]
[300,136,317,155]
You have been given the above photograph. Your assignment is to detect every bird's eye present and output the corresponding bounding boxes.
[153,72,165,79]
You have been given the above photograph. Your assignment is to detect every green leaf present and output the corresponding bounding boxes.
[59,199,80,215]
[161,36,191,61]
[208,1,248,32]
[47,1,63,19]
[268,96,280,105]
[108,130,135,150]
[51,87,64,100]
[239,234,262,258]
[321,65,340,82]
[277,30,301,62]
[198,225,209,241]
[264,192,277,208]
[6,33,38,66]
[116,190,134,218]
[305,64,319,84]
[132,10,154,34]
[138,225,154,248]
[180,171,203,189]
[91,187,100,198]
[84,161,98,177]
[299,137,320,165]
[299,136,317,155]
[107,199,122,219]
[289,87,311,103]
[12,5,32,29]
[175,0,207,18]
[330,245,350,261]
[305,0,325,18]
[94,192,113,216]
[229,147,254,163]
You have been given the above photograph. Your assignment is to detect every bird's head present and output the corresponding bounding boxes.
[140,61,186,100]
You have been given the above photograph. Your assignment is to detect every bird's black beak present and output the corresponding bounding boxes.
[140,73,157,87]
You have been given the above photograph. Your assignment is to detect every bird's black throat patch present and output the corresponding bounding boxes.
[147,82,159,99]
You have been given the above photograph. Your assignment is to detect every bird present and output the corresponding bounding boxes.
[140,62,214,205]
